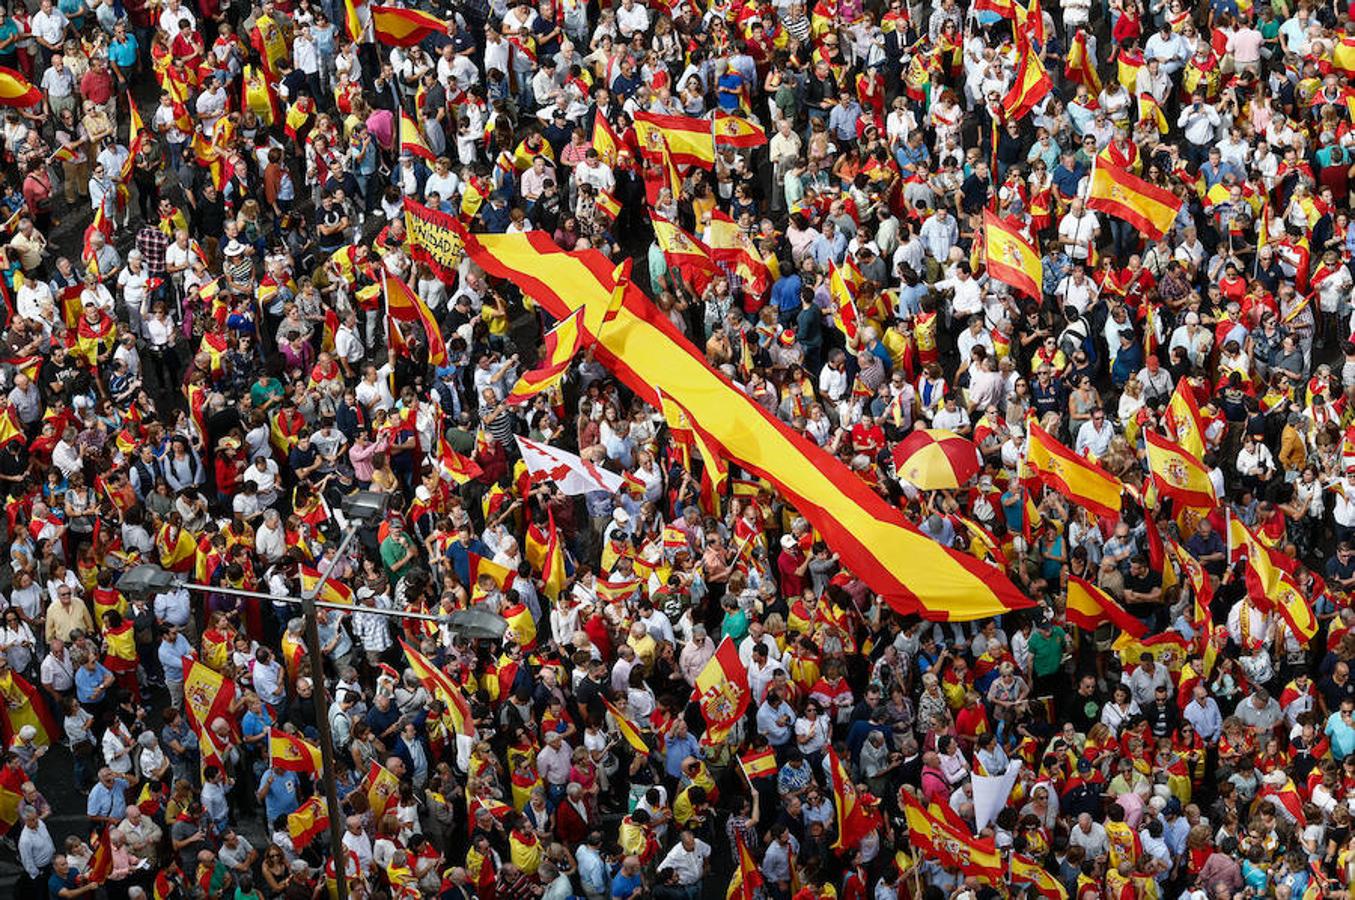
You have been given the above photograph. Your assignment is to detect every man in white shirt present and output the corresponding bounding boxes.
[255,510,287,562]
[1177,93,1221,163]
[1144,23,1187,74]
[29,0,67,68]
[933,395,971,434]
[615,0,650,37]
[1236,432,1276,491]
[657,831,711,891]
[575,151,615,192]
[243,455,280,508]
[936,264,983,320]
[1055,265,1099,315]
[1057,199,1100,262]
[1074,408,1114,458]
[818,350,849,404]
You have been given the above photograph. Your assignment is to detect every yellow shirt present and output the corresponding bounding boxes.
[628,632,657,673]
[509,833,542,876]
[46,600,95,643]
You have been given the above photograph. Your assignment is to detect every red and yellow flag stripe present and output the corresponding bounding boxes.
[442,219,1034,620]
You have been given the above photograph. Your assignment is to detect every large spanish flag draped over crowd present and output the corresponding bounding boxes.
[438,211,1034,619]
[1087,163,1183,240]
[982,210,1041,298]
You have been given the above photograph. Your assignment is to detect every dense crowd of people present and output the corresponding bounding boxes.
[4,0,1355,897]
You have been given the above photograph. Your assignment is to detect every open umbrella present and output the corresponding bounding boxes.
[447,608,509,641]
[890,429,982,490]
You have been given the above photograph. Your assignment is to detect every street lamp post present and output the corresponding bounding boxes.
[119,491,393,900]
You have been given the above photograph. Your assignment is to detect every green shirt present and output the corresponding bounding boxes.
[721,607,749,642]
[1027,627,1067,678]
[380,533,417,578]
[250,378,285,409]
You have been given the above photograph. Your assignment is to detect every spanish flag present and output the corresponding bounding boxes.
[1087,163,1182,240]
[953,513,1008,566]
[199,331,228,377]
[182,656,239,738]
[399,111,434,160]
[288,797,330,850]
[1164,379,1206,459]
[602,698,650,753]
[383,272,448,365]
[320,308,339,353]
[1023,0,1048,44]
[399,640,475,737]
[1228,517,1290,595]
[591,113,622,167]
[0,408,23,448]
[690,637,750,744]
[445,223,1034,620]
[1334,33,1355,76]
[1271,572,1319,643]
[0,668,57,747]
[706,209,770,298]
[371,5,447,46]
[739,747,777,781]
[1001,32,1052,120]
[828,745,882,849]
[1138,92,1168,134]
[1011,853,1069,900]
[156,523,199,572]
[900,792,1004,880]
[713,111,767,149]
[342,0,363,42]
[502,603,537,649]
[828,261,861,344]
[651,212,718,292]
[633,111,716,168]
[435,432,482,485]
[530,513,567,600]
[727,834,765,900]
[1112,629,1191,674]
[102,620,139,672]
[0,67,39,108]
[645,136,684,206]
[983,209,1041,299]
[596,188,621,222]
[1066,575,1147,637]
[506,307,585,404]
[0,763,22,832]
[467,551,516,596]
[657,387,728,487]
[87,826,113,884]
[363,761,401,818]
[1065,29,1102,94]
[269,727,323,773]
[1144,429,1216,509]
[1025,422,1123,517]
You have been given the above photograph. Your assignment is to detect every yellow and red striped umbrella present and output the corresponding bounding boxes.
[891,429,982,490]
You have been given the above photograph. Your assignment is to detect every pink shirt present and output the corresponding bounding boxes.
[1227,27,1264,62]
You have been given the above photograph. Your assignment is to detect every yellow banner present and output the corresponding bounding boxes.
[404,198,467,280]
